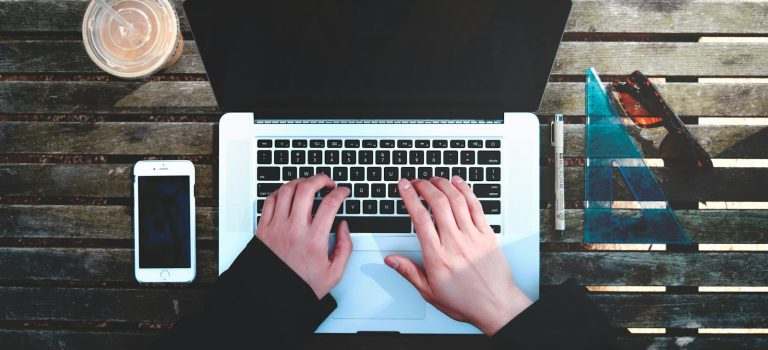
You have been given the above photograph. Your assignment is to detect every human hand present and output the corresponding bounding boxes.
[384,176,533,336]
[256,174,352,299]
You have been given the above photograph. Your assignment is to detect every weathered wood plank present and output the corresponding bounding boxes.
[5,41,768,78]
[0,164,213,198]
[3,81,766,117]
[0,41,204,74]
[3,287,768,328]
[552,42,768,77]
[0,122,213,155]
[541,167,768,202]
[2,0,767,35]
[541,125,768,159]
[541,252,768,286]
[567,1,768,35]
[0,205,216,240]
[541,209,768,244]
[0,248,217,282]
[0,330,156,350]
[618,337,768,350]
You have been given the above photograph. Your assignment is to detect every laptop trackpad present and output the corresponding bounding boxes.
[331,251,426,320]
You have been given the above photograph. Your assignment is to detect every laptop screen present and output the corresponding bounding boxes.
[184,0,571,118]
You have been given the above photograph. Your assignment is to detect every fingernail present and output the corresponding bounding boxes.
[401,179,411,190]
[452,175,464,184]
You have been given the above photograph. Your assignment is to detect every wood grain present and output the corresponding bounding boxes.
[3,81,766,117]
[0,164,213,198]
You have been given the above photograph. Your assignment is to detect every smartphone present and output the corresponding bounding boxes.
[133,160,196,283]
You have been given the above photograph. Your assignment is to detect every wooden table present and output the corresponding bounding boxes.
[2,1,767,349]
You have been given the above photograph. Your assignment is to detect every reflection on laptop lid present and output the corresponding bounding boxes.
[184,0,571,118]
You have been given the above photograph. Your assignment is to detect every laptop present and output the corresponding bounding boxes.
[184,0,571,334]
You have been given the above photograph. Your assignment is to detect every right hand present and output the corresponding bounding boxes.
[384,176,533,336]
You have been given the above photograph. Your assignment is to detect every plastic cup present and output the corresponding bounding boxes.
[82,0,183,79]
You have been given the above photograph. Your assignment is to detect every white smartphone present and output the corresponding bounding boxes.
[133,160,196,283]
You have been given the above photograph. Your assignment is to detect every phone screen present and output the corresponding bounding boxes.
[137,175,191,268]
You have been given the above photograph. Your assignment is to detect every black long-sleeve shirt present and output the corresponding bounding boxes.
[154,238,615,349]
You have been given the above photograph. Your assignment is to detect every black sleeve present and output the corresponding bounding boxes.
[491,279,616,350]
[152,237,337,350]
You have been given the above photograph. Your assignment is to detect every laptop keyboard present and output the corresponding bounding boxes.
[255,138,502,234]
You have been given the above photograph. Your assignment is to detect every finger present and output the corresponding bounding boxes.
[398,178,440,250]
[452,176,490,232]
[384,255,433,302]
[258,191,278,228]
[311,186,351,235]
[274,179,301,219]
[412,179,459,236]
[329,220,353,281]
[291,174,335,219]
[429,177,475,233]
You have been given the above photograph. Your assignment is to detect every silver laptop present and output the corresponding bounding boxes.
[185,0,572,334]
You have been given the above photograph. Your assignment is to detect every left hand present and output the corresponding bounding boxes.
[256,174,353,299]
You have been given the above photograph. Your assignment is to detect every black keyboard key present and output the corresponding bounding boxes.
[401,167,416,179]
[342,150,356,164]
[310,139,325,148]
[409,151,424,164]
[486,140,501,148]
[308,150,322,164]
[312,199,322,214]
[274,150,289,164]
[332,216,412,233]
[318,188,333,198]
[257,150,272,164]
[486,167,501,181]
[380,200,395,214]
[388,183,400,197]
[450,140,465,148]
[282,167,297,180]
[427,151,441,164]
[468,140,483,148]
[325,150,339,164]
[350,167,365,181]
[363,200,377,214]
[367,167,382,181]
[416,140,430,148]
[490,225,501,234]
[452,167,466,179]
[371,183,386,197]
[328,140,343,148]
[333,167,348,181]
[473,184,501,198]
[299,167,313,178]
[363,139,378,148]
[418,167,433,179]
[432,140,448,148]
[384,167,399,181]
[478,151,501,165]
[444,151,458,165]
[381,140,395,148]
[257,200,265,213]
[292,139,307,148]
[397,200,408,214]
[480,200,501,214]
[291,150,306,164]
[376,151,390,164]
[393,151,407,164]
[345,140,360,148]
[397,140,413,148]
[257,167,280,180]
[257,183,282,197]
[435,167,450,179]
[257,140,272,148]
[345,200,361,214]
[469,167,483,181]
[460,151,475,165]
[316,167,331,176]
[354,184,369,197]
[275,139,290,148]
[359,151,373,164]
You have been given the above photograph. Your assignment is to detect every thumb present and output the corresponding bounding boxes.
[385,255,432,300]
[329,220,353,278]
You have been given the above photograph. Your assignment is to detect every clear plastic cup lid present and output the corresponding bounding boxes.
[83,0,180,78]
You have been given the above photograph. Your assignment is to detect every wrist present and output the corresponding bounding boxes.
[480,286,533,336]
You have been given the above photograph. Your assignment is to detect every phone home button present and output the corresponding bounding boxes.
[160,270,170,280]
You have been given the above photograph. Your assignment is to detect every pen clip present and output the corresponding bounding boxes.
[550,120,555,146]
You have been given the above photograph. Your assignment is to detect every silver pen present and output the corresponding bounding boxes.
[552,114,565,234]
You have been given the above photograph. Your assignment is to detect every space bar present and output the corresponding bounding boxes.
[331,217,412,234]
